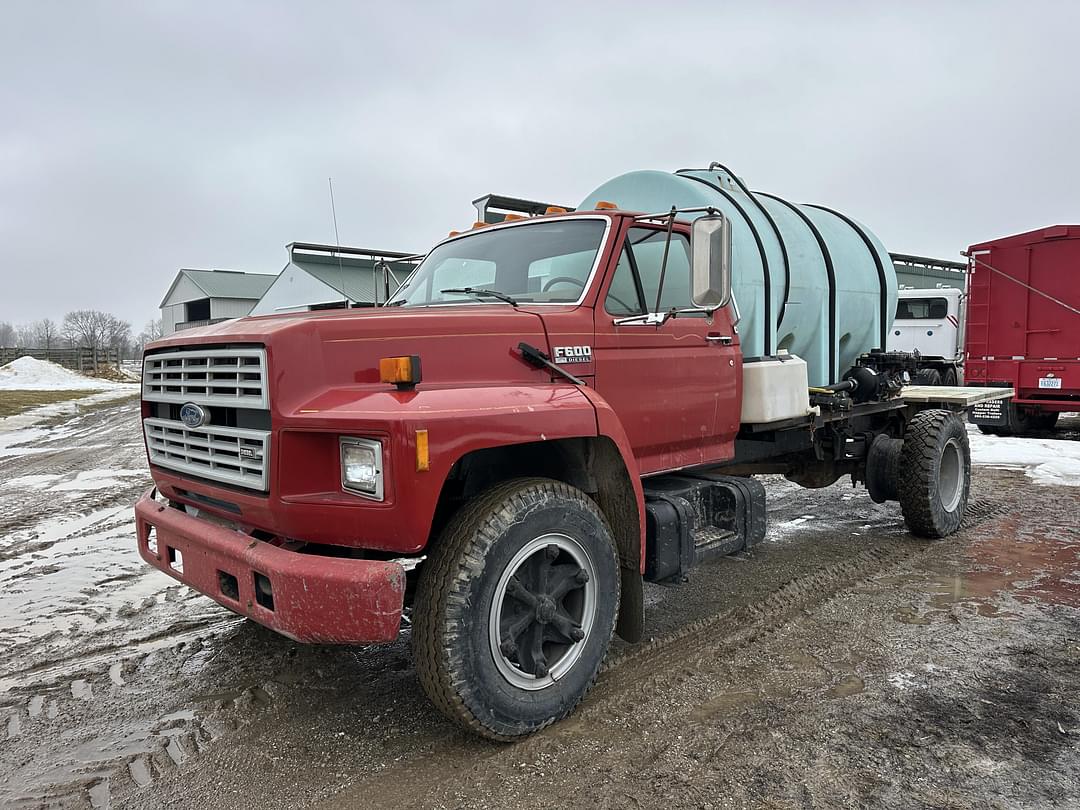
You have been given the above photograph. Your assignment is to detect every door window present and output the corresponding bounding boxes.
[604,228,693,315]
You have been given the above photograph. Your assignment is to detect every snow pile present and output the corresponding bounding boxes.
[0,356,129,390]
[968,425,1080,486]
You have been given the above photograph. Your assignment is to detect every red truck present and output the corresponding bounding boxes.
[135,201,1008,740]
[965,225,1080,433]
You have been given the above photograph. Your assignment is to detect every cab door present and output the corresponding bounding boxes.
[592,222,740,474]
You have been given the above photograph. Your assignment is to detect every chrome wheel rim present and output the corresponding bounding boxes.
[489,532,598,691]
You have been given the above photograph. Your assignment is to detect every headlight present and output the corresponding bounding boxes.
[340,437,384,499]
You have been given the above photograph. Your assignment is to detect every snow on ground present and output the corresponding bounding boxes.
[0,356,133,390]
[968,423,1080,486]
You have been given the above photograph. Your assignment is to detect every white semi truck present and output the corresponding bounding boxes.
[886,286,966,386]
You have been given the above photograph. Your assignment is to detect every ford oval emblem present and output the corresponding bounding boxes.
[180,402,208,429]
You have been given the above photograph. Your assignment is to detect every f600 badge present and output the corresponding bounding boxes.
[553,345,593,364]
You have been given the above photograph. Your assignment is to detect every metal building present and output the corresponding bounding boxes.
[159,269,276,335]
[891,253,967,290]
[250,243,419,315]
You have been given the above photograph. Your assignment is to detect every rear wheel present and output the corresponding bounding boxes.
[942,367,958,387]
[412,478,620,740]
[1035,411,1059,431]
[898,409,970,538]
[914,367,943,386]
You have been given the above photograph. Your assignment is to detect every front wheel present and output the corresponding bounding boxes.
[413,478,620,740]
[898,409,971,538]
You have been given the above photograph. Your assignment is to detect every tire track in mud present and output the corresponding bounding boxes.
[327,492,1010,810]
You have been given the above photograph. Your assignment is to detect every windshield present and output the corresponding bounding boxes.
[389,219,607,307]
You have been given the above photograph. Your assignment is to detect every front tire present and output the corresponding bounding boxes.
[412,478,620,741]
[898,409,970,538]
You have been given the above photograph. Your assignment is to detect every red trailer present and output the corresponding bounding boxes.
[965,225,1080,433]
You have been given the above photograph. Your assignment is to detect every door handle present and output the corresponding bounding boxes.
[706,334,733,345]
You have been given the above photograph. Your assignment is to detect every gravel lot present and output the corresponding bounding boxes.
[1,398,1078,809]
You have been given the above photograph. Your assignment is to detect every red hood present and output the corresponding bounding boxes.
[145,305,560,416]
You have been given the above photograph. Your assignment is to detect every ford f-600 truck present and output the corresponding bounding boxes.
[135,164,1011,740]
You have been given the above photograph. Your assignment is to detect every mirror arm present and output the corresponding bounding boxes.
[651,207,677,315]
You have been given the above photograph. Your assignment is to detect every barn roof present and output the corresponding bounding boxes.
[159,269,276,307]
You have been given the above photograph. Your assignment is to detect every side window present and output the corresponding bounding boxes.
[630,229,692,311]
[604,248,644,315]
[607,228,693,316]
[896,297,950,320]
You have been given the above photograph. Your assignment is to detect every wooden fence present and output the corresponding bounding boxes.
[0,347,122,371]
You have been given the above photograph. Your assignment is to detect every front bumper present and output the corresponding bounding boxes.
[134,487,406,644]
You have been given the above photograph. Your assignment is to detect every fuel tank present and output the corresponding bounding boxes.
[579,165,896,386]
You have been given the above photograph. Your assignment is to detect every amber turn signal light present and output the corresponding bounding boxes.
[380,355,422,389]
[415,429,430,472]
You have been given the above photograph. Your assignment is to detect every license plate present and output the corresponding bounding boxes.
[1039,377,1063,389]
[970,398,1006,425]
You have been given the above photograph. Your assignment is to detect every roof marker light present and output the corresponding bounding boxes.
[502,213,525,222]
[545,206,568,215]
[472,221,489,229]
[595,200,618,210]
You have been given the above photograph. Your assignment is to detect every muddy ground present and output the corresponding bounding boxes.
[1,400,1078,809]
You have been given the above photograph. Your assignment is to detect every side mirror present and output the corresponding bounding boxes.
[690,214,732,309]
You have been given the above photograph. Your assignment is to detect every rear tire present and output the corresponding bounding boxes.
[412,478,620,741]
[942,367,958,387]
[914,368,943,386]
[898,409,970,538]
[1035,412,1059,431]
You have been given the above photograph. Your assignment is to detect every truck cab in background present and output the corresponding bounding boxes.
[887,287,966,386]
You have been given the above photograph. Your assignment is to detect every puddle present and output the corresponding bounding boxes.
[689,689,761,721]
[889,514,1080,624]
[827,674,865,698]
[128,757,153,787]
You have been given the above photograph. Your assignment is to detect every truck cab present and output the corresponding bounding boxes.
[887,288,965,385]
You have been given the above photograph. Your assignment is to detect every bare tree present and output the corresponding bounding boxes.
[34,319,58,350]
[15,323,36,348]
[138,318,163,344]
[0,321,14,347]
[62,310,124,365]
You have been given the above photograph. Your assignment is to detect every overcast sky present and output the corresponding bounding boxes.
[2,2,1078,329]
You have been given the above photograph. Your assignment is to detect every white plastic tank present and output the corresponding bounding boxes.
[740,352,812,423]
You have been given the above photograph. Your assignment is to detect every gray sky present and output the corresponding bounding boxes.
[2,2,1078,330]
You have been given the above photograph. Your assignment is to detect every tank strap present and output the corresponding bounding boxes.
[805,204,890,353]
[755,193,838,382]
[697,163,792,329]
[676,172,773,355]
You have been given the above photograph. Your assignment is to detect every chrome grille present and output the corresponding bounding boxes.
[143,347,268,408]
[144,418,270,490]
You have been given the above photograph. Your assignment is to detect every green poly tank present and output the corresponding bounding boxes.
[579,165,896,386]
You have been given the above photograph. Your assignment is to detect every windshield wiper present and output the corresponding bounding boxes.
[440,287,519,307]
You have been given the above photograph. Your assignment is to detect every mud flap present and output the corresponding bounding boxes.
[616,566,645,643]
